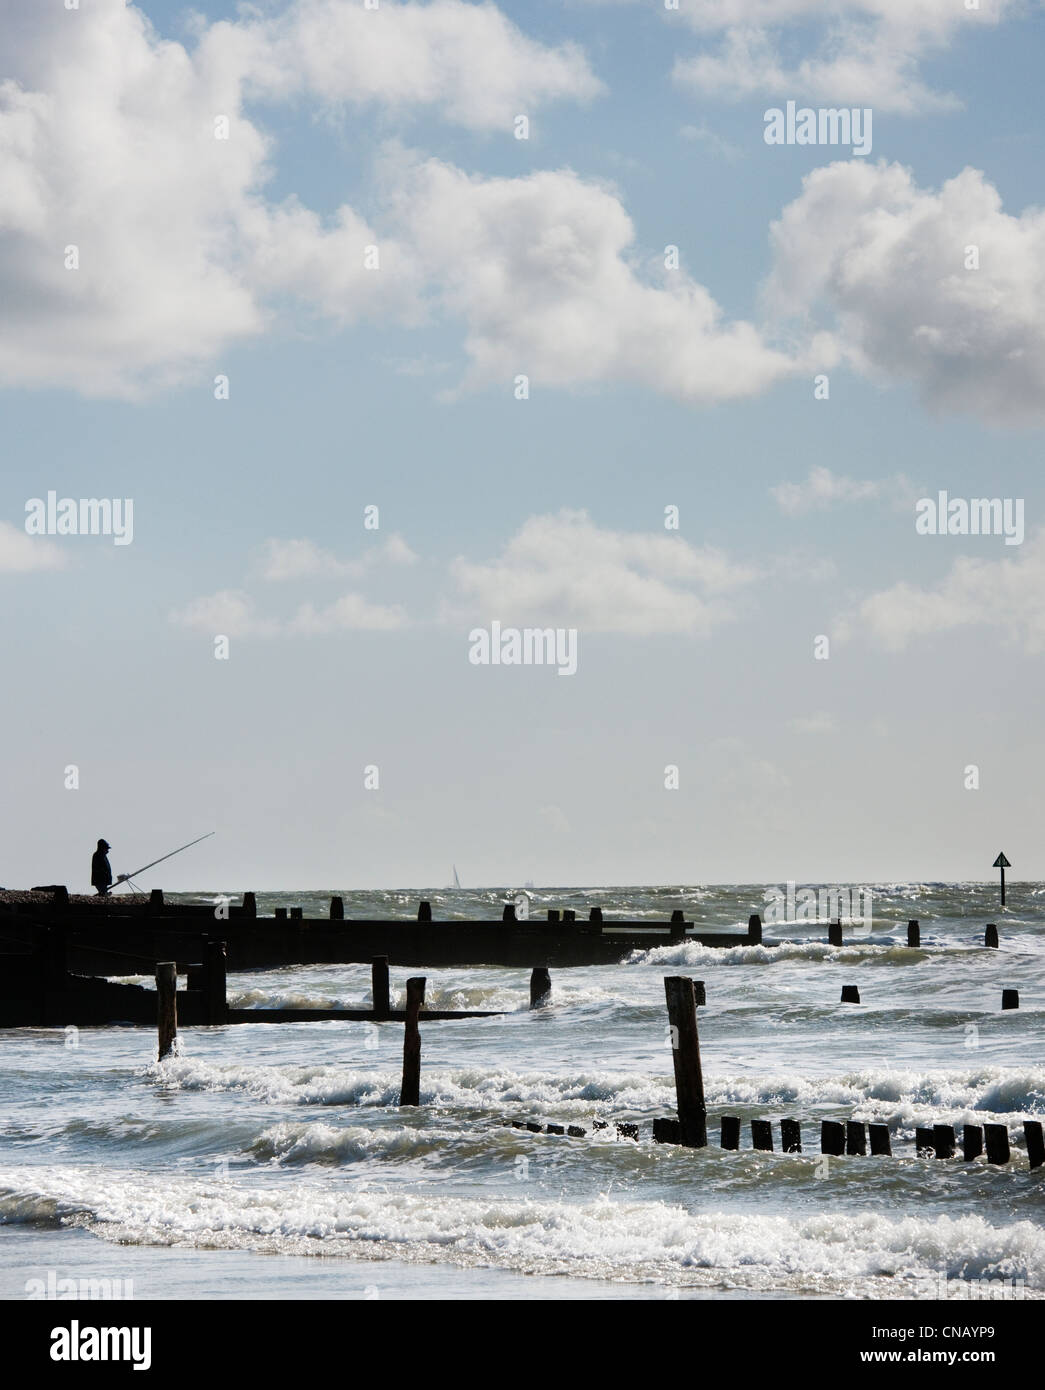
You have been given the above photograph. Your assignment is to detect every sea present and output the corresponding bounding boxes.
[2,883,1043,1302]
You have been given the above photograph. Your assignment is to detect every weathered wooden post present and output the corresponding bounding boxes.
[984,1124,1010,1165]
[529,966,551,1009]
[752,1120,774,1152]
[242,891,256,918]
[330,896,344,920]
[670,910,685,923]
[933,1124,956,1159]
[400,976,426,1107]
[846,1121,867,1155]
[274,907,287,921]
[418,901,432,922]
[205,939,227,1024]
[148,888,164,914]
[821,1121,845,1156]
[829,919,843,947]
[664,976,707,1147]
[720,1117,740,1150]
[502,902,517,922]
[616,1122,639,1141]
[984,923,999,948]
[156,962,177,1060]
[547,909,560,922]
[1024,1121,1044,1170]
[372,957,390,1020]
[290,906,303,921]
[589,907,603,923]
[841,985,860,1003]
[1002,989,1019,1010]
[963,1125,984,1161]
[869,1124,892,1156]
[907,920,920,947]
[781,1118,802,1153]
[915,1127,934,1157]
[563,909,576,922]
[747,913,762,944]
[52,885,70,909]
[653,1118,681,1144]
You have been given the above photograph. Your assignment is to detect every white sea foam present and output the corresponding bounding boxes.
[0,1166,1041,1296]
[144,1057,1045,1124]
[627,941,946,967]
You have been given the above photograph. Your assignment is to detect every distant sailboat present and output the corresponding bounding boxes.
[452,865,462,890]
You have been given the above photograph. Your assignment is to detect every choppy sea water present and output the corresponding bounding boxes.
[2,883,1043,1301]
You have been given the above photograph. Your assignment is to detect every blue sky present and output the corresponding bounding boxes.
[2,0,1043,890]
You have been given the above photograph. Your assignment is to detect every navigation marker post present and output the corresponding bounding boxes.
[993,851,1011,907]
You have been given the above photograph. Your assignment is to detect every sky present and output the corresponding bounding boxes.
[2,0,1044,891]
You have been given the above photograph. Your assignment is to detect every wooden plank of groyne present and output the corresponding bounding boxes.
[821,1121,845,1156]
[400,976,425,1106]
[372,957,390,1020]
[984,1125,1010,1165]
[846,1121,867,1156]
[156,961,177,1060]
[963,1125,984,1161]
[529,966,551,1009]
[664,976,707,1148]
[223,1007,501,1024]
[869,1124,891,1156]
[781,1118,802,1153]
[1024,1121,1044,1170]
[752,1120,773,1152]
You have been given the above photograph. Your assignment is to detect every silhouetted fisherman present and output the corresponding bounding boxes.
[91,839,113,896]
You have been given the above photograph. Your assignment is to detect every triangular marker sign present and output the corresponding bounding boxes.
[993,852,1011,868]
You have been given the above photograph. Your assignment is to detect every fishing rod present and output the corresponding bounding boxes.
[113,832,215,889]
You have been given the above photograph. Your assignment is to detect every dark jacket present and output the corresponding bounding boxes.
[91,850,112,892]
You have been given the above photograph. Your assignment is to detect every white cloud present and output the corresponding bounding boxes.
[772,466,915,515]
[209,0,604,130]
[171,590,277,638]
[259,533,418,580]
[259,539,356,581]
[847,529,1045,653]
[767,161,1045,425]
[387,155,803,402]
[286,593,408,633]
[678,123,743,162]
[0,520,66,573]
[670,0,1015,114]
[382,533,420,567]
[0,0,599,396]
[172,586,407,636]
[445,509,759,634]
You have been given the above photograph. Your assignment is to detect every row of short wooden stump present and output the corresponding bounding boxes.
[505,1115,1045,1167]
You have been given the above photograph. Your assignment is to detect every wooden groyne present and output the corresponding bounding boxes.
[0,891,1009,975]
[501,1112,1044,1169]
[0,927,517,1030]
[0,891,706,971]
[498,975,1042,1170]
